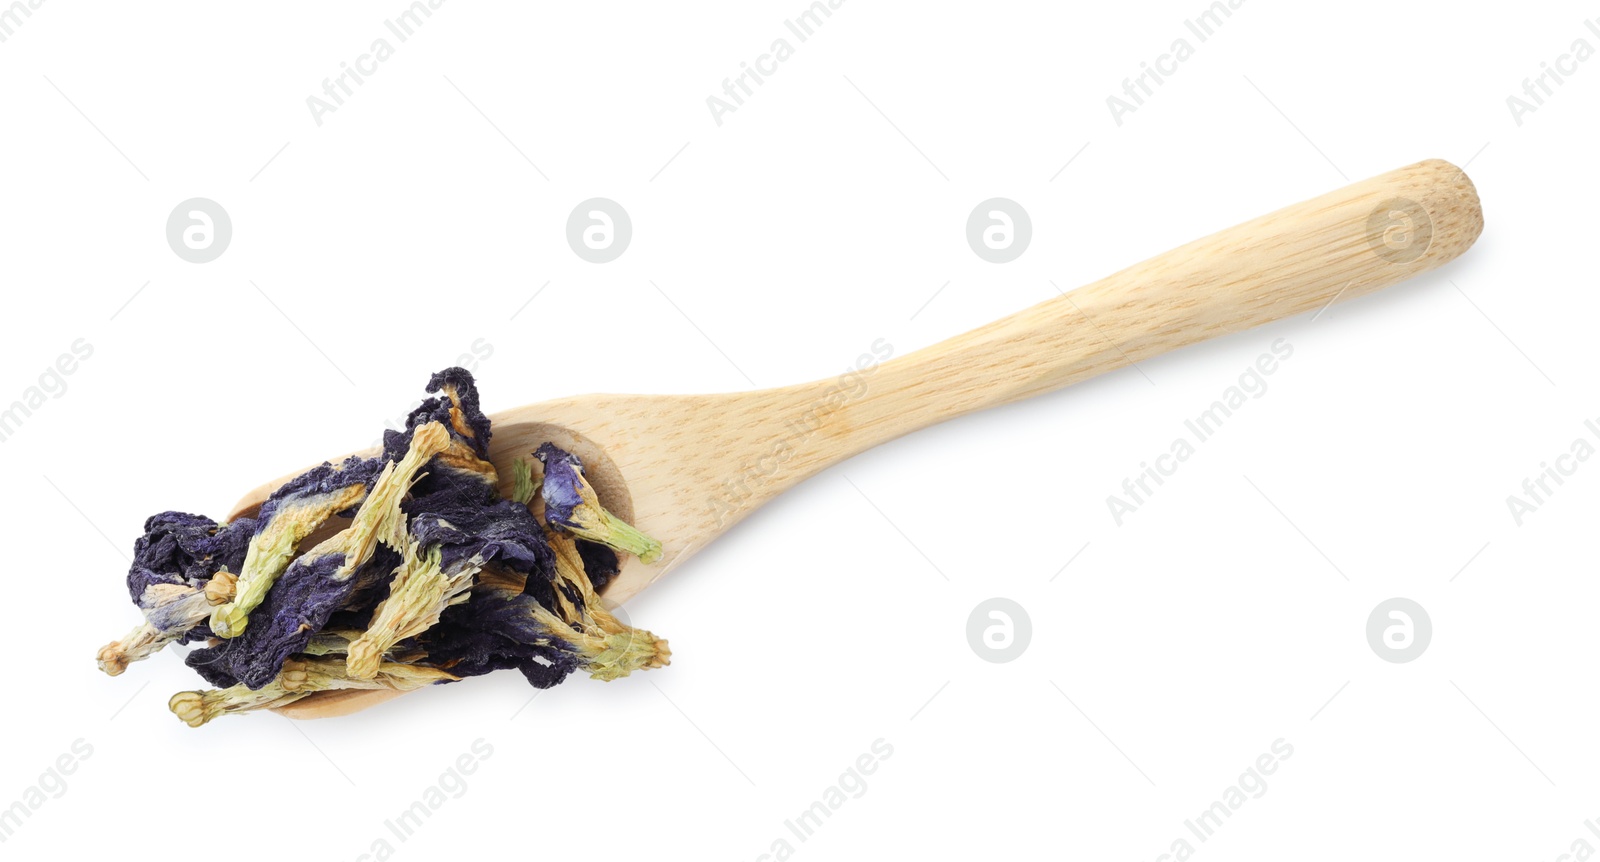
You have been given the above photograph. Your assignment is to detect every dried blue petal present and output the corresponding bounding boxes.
[383,366,493,462]
[254,455,383,527]
[417,586,580,688]
[210,460,379,638]
[128,512,255,601]
[187,545,403,690]
[411,499,557,586]
[576,540,619,593]
[535,442,662,563]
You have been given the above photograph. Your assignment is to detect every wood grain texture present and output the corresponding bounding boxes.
[249,159,1481,719]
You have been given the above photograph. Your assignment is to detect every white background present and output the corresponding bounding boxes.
[0,1,1595,859]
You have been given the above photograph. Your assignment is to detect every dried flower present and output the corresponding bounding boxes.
[207,463,375,638]
[535,442,663,563]
[97,368,669,725]
[169,657,458,727]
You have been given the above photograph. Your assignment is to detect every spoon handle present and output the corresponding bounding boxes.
[837,159,1481,444]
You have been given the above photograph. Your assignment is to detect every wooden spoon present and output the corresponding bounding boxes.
[228,159,1483,718]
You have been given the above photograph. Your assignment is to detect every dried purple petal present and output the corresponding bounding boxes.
[576,540,619,593]
[410,499,557,594]
[128,512,255,601]
[416,586,581,687]
[184,547,401,690]
[535,442,662,563]
[383,367,493,462]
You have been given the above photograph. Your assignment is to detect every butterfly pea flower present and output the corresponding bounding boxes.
[346,543,477,679]
[525,589,670,681]
[438,582,667,683]
[349,489,563,678]
[408,476,561,606]
[188,423,454,689]
[417,539,668,687]
[395,367,494,459]
[416,582,581,687]
[208,457,382,638]
[383,367,500,499]
[545,530,625,635]
[295,627,428,665]
[411,494,556,581]
[507,455,619,589]
[104,512,255,662]
[96,557,245,677]
[126,512,255,603]
[97,584,215,676]
[535,442,662,564]
[168,657,457,727]
[185,616,411,691]
[100,367,674,724]
[184,547,395,689]
[529,527,669,680]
